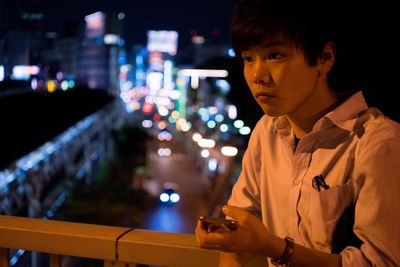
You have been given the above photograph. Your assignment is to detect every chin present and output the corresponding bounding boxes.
[262,107,283,117]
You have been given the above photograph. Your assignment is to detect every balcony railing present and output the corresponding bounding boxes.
[0,214,218,267]
[0,215,266,267]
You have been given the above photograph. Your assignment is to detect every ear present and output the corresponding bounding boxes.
[318,42,335,74]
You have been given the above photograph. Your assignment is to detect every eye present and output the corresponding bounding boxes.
[266,52,284,61]
[242,55,253,63]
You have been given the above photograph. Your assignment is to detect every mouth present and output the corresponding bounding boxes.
[255,92,276,102]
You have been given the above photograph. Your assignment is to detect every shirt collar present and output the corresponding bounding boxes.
[272,91,369,134]
[322,91,369,132]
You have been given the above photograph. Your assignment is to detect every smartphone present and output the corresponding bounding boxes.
[199,215,239,232]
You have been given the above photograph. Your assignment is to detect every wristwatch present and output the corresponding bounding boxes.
[271,237,295,266]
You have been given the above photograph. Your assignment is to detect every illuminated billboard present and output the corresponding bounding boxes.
[12,65,40,80]
[147,30,178,55]
[0,66,4,82]
[85,11,105,39]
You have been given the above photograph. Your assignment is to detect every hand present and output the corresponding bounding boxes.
[195,205,273,254]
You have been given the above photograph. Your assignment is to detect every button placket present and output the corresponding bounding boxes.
[289,154,306,240]
[289,141,314,241]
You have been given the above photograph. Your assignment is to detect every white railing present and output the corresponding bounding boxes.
[0,215,266,267]
[0,215,219,267]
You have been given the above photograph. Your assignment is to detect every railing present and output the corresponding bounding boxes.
[0,215,266,267]
[0,215,219,267]
[0,99,125,219]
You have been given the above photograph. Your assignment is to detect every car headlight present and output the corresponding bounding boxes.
[170,193,180,203]
[160,193,170,202]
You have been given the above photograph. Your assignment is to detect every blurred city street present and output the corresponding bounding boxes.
[139,136,209,234]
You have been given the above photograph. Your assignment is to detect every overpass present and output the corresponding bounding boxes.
[0,98,125,218]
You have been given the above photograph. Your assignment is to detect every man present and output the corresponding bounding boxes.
[195,0,400,266]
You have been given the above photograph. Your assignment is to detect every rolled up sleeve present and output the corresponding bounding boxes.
[343,132,400,267]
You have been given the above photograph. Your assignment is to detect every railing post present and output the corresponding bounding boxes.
[50,254,61,267]
[104,260,136,267]
[0,248,10,267]
[31,251,38,267]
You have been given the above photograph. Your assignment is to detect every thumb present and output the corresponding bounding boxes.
[222,205,246,220]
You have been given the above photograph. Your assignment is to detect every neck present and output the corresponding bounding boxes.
[288,89,338,139]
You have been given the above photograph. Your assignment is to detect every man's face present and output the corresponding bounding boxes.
[241,37,321,118]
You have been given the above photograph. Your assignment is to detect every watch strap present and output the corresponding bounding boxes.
[271,237,295,266]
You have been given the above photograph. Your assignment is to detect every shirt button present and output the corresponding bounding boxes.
[294,179,301,185]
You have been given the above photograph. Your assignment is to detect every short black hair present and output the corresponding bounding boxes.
[230,0,368,93]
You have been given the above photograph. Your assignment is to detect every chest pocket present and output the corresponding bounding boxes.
[308,181,354,250]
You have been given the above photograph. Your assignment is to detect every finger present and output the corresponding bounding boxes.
[197,231,223,249]
[195,220,208,236]
[201,232,229,250]
[222,205,247,220]
[196,225,235,251]
[195,220,202,234]
[195,221,208,246]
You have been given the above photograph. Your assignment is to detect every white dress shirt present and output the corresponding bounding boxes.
[228,91,400,266]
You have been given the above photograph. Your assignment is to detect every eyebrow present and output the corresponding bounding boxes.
[240,39,290,54]
[261,39,288,48]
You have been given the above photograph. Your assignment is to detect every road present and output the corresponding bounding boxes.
[139,133,209,234]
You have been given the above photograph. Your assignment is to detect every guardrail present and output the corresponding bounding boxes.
[0,215,266,267]
[0,215,219,267]
[0,99,125,219]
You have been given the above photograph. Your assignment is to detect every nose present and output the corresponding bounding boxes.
[252,61,270,85]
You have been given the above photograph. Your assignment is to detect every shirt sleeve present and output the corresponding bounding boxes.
[342,126,400,267]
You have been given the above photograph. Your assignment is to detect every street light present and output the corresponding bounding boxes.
[221,145,238,157]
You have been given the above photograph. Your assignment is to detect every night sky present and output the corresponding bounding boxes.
[3,0,399,122]
[44,0,236,47]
